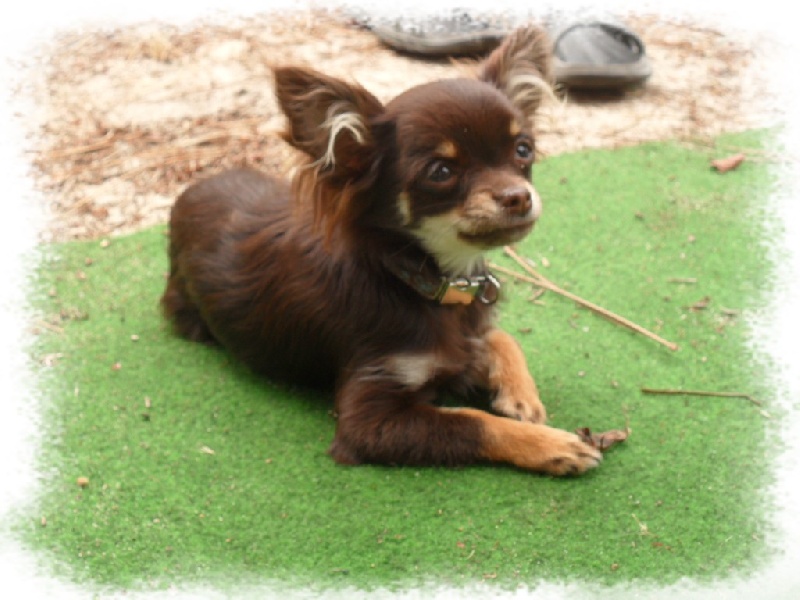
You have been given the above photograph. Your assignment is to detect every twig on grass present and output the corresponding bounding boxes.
[34,319,65,335]
[640,387,761,406]
[491,246,679,351]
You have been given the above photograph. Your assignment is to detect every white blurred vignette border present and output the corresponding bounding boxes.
[0,1,798,598]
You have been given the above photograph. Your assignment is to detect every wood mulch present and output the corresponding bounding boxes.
[17,9,772,242]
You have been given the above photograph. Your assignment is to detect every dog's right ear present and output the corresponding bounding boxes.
[273,67,388,236]
[274,67,384,178]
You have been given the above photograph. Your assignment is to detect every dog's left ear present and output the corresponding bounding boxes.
[478,25,553,120]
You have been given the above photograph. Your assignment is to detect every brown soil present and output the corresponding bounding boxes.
[21,9,771,242]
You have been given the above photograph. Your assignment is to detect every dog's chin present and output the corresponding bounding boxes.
[458,220,535,249]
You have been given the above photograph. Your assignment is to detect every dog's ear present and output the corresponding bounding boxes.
[274,66,384,177]
[273,67,386,235]
[478,25,553,120]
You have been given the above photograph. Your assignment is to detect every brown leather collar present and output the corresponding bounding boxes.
[384,255,500,305]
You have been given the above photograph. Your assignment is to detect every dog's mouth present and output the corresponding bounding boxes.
[458,219,535,248]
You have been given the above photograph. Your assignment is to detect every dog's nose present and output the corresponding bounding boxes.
[495,187,532,216]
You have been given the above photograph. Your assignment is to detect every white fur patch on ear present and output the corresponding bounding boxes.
[319,101,368,169]
[479,25,555,119]
[504,71,557,121]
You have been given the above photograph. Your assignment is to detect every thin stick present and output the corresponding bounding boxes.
[489,262,539,284]
[45,131,116,159]
[640,387,762,406]
[34,319,65,335]
[496,247,679,351]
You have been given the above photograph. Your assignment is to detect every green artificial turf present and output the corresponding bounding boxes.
[19,130,779,593]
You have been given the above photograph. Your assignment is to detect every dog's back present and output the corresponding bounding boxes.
[165,167,335,386]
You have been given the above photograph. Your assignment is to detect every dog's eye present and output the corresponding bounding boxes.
[427,161,455,183]
[515,141,534,161]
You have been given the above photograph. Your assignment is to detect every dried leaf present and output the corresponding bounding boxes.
[711,153,746,173]
[686,295,711,312]
[575,427,630,451]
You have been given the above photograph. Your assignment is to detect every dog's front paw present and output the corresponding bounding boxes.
[537,428,603,476]
[492,390,547,424]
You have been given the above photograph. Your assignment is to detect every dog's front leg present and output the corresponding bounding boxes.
[328,364,601,476]
[485,329,547,423]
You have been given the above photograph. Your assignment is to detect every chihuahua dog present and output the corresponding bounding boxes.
[162,26,602,476]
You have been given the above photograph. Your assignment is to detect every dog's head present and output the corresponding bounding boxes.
[274,26,552,276]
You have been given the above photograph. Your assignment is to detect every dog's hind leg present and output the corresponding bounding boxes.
[161,270,217,345]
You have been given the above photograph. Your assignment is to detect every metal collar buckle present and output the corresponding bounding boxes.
[435,272,501,305]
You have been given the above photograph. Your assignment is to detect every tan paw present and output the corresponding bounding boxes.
[492,390,547,424]
[472,414,603,476]
[537,428,603,476]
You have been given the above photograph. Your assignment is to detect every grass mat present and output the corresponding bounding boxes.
[19,131,778,592]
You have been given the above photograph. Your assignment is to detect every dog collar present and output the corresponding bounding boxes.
[386,261,501,306]
[434,273,501,305]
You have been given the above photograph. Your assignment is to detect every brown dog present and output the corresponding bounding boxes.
[161,26,602,475]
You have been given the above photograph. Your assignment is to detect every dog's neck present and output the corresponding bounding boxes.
[382,244,500,306]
